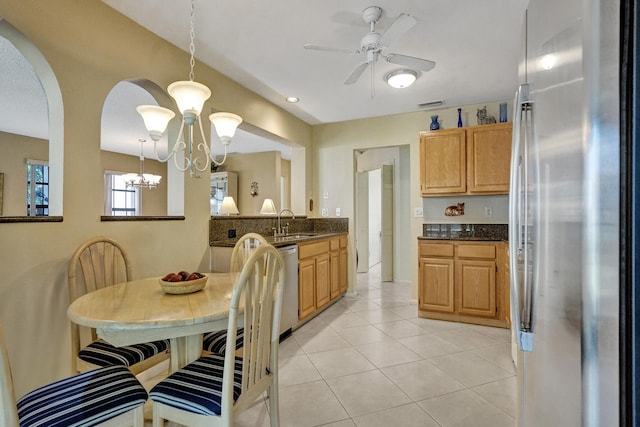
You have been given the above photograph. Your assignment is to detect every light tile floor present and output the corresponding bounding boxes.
[240,264,516,427]
[150,264,517,426]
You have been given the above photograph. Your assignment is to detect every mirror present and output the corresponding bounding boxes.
[0,20,63,218]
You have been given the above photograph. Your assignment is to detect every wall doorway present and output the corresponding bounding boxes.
[357,167,392,279]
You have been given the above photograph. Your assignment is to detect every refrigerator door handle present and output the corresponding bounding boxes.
[509,83,534,352]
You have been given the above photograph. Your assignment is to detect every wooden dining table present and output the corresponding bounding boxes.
[67,272,236,372]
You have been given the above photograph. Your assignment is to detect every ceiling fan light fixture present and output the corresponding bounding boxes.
[385,69,417,88]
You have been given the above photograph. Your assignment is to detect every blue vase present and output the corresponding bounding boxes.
[430,115,440,130]
[457,108,463,128]
[499,103,508,122]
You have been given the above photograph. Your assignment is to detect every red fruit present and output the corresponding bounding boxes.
[178,271,189,280]
[169,275,183,282]
[162,273,176,281]
[187,273,200,281]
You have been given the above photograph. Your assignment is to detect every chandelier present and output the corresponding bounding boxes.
[122,139,162,189]
[136,0,242,175]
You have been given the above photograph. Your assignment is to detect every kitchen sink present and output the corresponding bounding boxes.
[273,234,314,241]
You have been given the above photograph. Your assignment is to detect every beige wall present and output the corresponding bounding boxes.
[101,150,167,216]
[220,151,283,215]
[311,100,510,299]
[0,0,311,397]
[0,131,48,216]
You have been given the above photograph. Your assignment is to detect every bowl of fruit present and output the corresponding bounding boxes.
[159,271,207,294]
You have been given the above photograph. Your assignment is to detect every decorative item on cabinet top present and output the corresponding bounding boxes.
[476,106,497,125]
[429,115,440,130]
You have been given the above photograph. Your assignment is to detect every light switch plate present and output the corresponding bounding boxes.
[335,208,341,216]
[414,208,424,218]
[323,192,329,199]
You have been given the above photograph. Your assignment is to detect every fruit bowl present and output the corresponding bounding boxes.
[159,272,208,295]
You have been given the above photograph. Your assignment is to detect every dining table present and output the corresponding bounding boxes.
[67,272,237,372]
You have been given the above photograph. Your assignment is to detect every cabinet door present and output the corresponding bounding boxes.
[339,248,348,294]
[419,257,455,313]
[466,122,512,193]
[455,259,496,317]
[330,251,340,300]
[316,253,331,309]
[298,258,316,320]
[420,129,466,195]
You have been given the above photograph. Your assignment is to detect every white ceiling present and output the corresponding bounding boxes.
[0,0,528,159]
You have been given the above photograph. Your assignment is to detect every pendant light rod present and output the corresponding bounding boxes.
[135,0,242,173]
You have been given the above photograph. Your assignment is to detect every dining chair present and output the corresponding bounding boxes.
[0,323,148,427]
[68,236,170,375]
[202,232,269,354]
[150,244,285,427]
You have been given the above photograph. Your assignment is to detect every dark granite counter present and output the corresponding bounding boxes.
[210,231,348,248]
[210,217,349,246]
[419,223,508,242]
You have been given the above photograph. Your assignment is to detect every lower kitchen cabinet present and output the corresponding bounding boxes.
[418,240,509,328]
[298,235,348,321]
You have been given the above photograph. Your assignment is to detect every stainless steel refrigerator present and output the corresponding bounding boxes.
[509,0,621,425]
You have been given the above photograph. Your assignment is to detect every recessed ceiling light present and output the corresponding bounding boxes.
[385,69,417,89]
[285,96,299,103]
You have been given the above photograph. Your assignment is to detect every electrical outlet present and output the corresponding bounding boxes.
[321,208,328,217]
[414,208,424,218]
[228,229,236,238]
[335,208,341,216]
[484,207,493,218]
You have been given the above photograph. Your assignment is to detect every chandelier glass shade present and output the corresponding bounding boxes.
[135,0,242,175]
[122,139,162,189]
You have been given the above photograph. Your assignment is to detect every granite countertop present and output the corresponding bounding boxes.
[210,231,348,248]
[419,224,508,242]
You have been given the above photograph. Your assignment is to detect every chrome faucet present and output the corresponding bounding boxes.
[275,209,295,237]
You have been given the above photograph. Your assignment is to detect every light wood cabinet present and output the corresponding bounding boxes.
[418,240,508,328]
[419,122,512,196]
[338,236,348,294]
[298,258,316,320]
[298,235,348,321]
[420,128,466,195]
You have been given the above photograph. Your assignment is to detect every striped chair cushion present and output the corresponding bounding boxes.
[78,338,169,367]
[17,365,147,427]
[202,327,244,354]
[150,353,243,416]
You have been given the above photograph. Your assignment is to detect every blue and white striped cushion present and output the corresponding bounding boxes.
[150,353,243,416]
[17,365,148,427]
[78,338,169,367]
[202,328,244,354]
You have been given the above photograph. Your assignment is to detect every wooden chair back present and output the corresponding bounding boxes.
[0,324,19,427]
[67,236,132,373]
[229,233,269,273]
[222,244,284,420]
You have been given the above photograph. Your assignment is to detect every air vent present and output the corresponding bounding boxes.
[417,100,444,109]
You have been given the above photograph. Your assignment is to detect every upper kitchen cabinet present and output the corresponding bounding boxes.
[420,122,512,196]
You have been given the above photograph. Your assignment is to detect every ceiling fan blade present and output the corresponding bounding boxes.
[344,62,370,85]
[386,53,436,72]
[377,13,417,47]
[304,44,359,55]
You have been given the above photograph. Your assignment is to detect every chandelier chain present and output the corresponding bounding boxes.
[188,0,196,81]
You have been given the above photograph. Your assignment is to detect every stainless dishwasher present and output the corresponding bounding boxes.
[277,244,299,337]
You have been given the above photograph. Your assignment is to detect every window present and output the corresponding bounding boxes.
[26,159,49,216]
[105,171,139,216]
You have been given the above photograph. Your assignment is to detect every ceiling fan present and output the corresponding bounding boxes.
[304,6,436,96]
